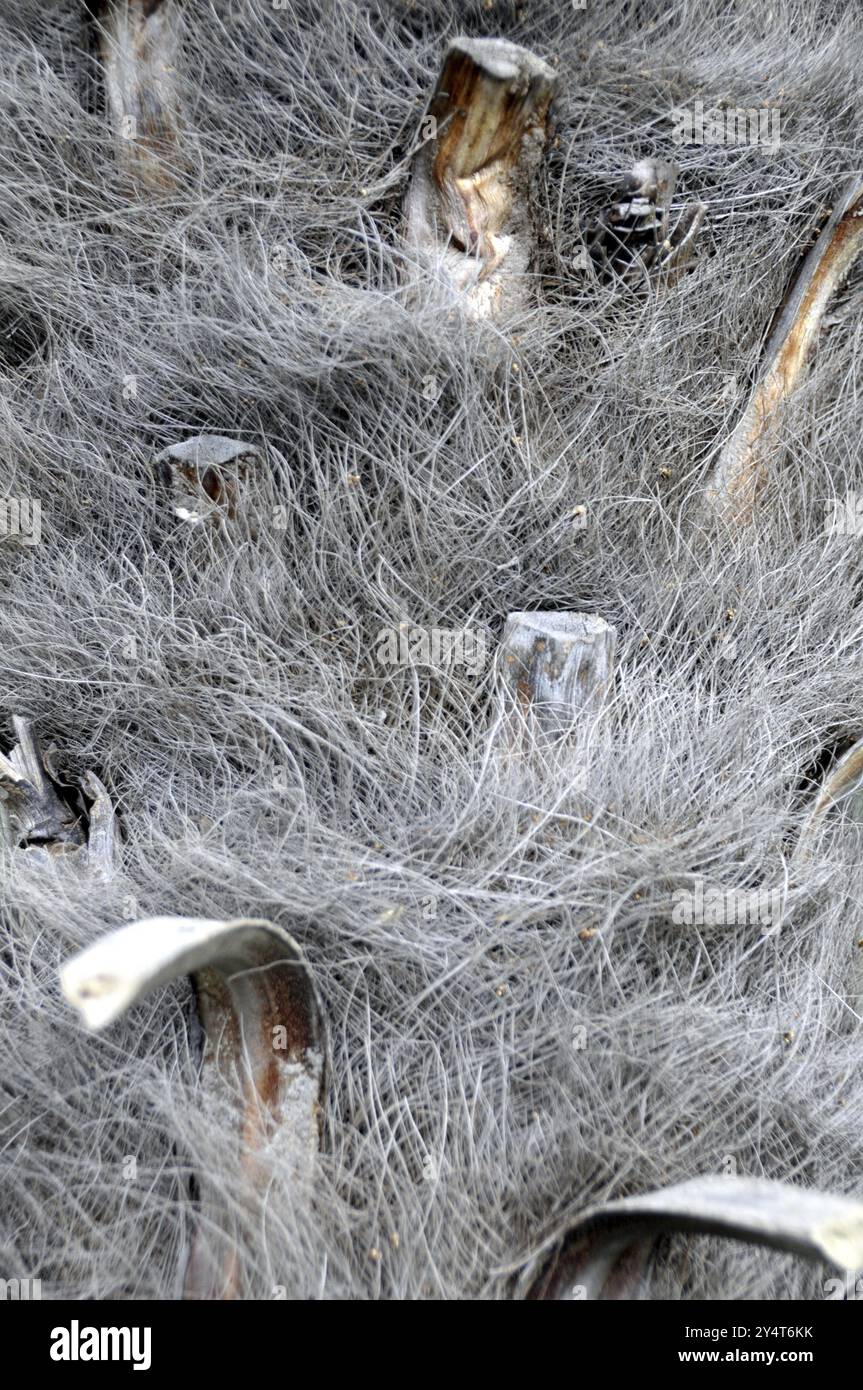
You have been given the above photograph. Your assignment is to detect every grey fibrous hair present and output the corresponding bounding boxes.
[2,0,863,1300]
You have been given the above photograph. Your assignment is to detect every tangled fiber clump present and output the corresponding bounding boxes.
[2,0,863,1299]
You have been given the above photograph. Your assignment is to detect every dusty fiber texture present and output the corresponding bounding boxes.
[1,0,863,1300]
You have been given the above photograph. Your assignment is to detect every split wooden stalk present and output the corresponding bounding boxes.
[406,37,557,319]
[0,717,117,876]
[92,0,184,193]
[585,159,706,285]
[499,611,617,735]
[705,178,863,523]
[61,916,325,1299]
[0,717,83,851]
[524,1176,863,1299]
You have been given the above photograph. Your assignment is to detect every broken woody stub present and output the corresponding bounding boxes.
[499,611,617,731]
[91,0,184,193]
[153,435,260,524]
[406,37,557,318]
